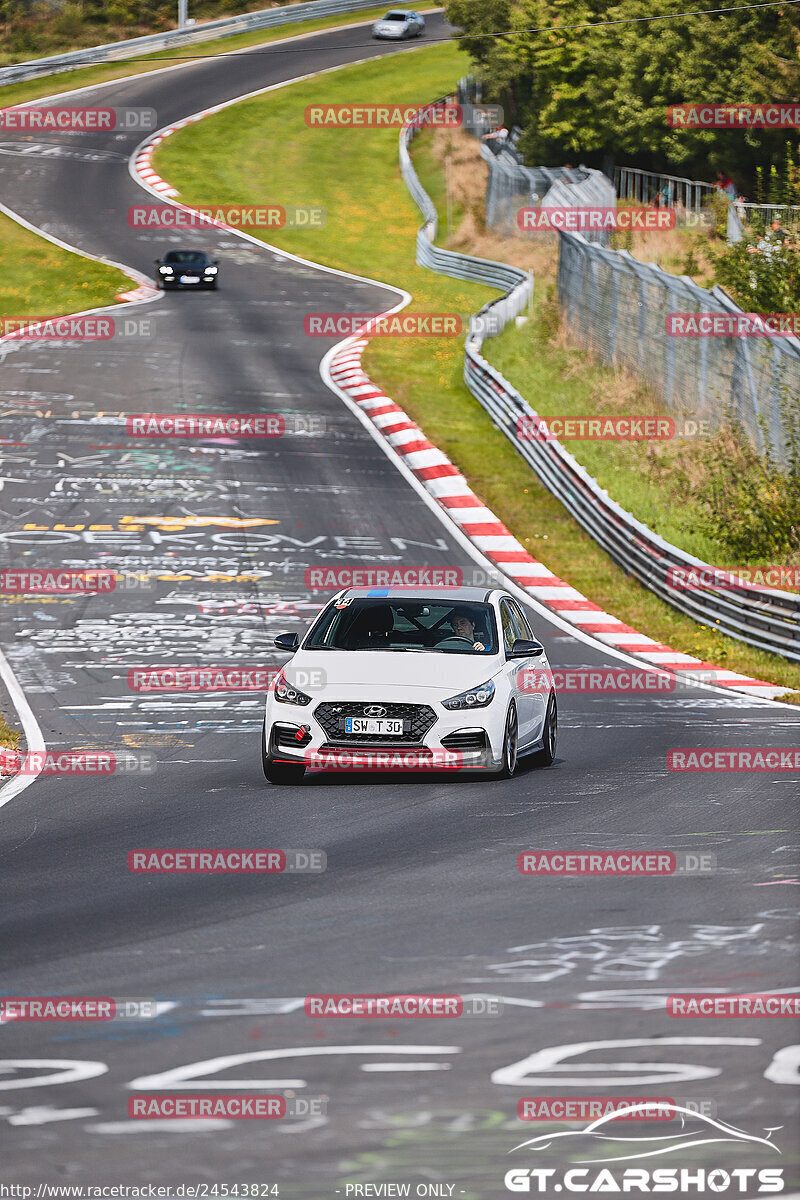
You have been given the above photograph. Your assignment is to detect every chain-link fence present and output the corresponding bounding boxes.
[456,77,615,242]
[558,231,800,467]
[482,152,615,242]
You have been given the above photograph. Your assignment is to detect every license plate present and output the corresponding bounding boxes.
[180,275,199,283]
[345,717,404,735]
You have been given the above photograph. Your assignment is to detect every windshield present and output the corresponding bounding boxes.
[384,12,408,19]
[164,251,208,264]
[305,598,497,653]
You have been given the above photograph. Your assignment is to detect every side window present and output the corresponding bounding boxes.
[500,601,517,655]
[509,601,534,642]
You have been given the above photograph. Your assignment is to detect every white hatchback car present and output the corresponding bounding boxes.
[371,8,424,38]
[262,586,557,784]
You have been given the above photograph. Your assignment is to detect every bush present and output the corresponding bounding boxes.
[693,405,800,560]
[713,227,800,312]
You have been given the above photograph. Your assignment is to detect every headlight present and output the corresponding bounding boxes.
[273,669,312,706]
[158,266,173,274]
[442,679,495,710]
[204,266,218,275]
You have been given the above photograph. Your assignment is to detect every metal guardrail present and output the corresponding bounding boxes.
[400,100,800,663]
[737,201,800,227]
[614,164,715,211]
[0,0,385,87]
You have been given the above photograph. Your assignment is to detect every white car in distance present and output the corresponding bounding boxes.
[262,586,558,784]
[371,9,425,38]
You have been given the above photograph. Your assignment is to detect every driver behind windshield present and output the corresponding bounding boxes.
[450,609,486,652]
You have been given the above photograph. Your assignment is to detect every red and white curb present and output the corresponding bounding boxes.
[134,133,181,199]
[328,338,789,701]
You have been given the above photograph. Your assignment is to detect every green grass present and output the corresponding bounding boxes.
[0,211,128,320]
[0,713,20,751]
[486,304,728,565]
[154,44,800,694]
[0,3,439,109]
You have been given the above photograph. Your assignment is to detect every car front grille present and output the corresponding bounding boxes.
[314,701,436,745]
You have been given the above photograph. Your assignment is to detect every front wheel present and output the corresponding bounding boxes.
[491,703,518,779]
[531,692,558,768]
[262,721,305,784]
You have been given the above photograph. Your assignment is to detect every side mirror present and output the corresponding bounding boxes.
[214,259,220,266]
[274,632,300,652]
[509,638,544,658]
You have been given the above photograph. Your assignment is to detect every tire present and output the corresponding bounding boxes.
[262,721,305,784]
[530,692,558,768]
[207,281,218,290]
[491,703,518,780]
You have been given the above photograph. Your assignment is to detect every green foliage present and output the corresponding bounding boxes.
[714,228,800,311]
[768,163,781,205]
[706,189,728,237]
[445,0,800,189]
[693,408,800,560]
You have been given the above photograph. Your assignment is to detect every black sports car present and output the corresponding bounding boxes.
[154,249,219,290]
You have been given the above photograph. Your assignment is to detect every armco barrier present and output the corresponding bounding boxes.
[400,100,800,664]
[0,0,386,87]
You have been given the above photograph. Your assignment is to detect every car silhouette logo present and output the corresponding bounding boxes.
[364,705,386,717]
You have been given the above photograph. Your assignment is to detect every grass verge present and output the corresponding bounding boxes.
[154,44,800,693]
[0,713,21,751]
[0,211,129,321]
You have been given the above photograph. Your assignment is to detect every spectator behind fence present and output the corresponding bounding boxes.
[482,126,509,154]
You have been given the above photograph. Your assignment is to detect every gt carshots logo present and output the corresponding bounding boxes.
[503,1168,784,1192]
[504,1104,784,1192]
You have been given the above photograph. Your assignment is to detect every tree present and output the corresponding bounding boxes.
[445,0,800,187]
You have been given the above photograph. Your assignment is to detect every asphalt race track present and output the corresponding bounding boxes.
[0,14,798,1196]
